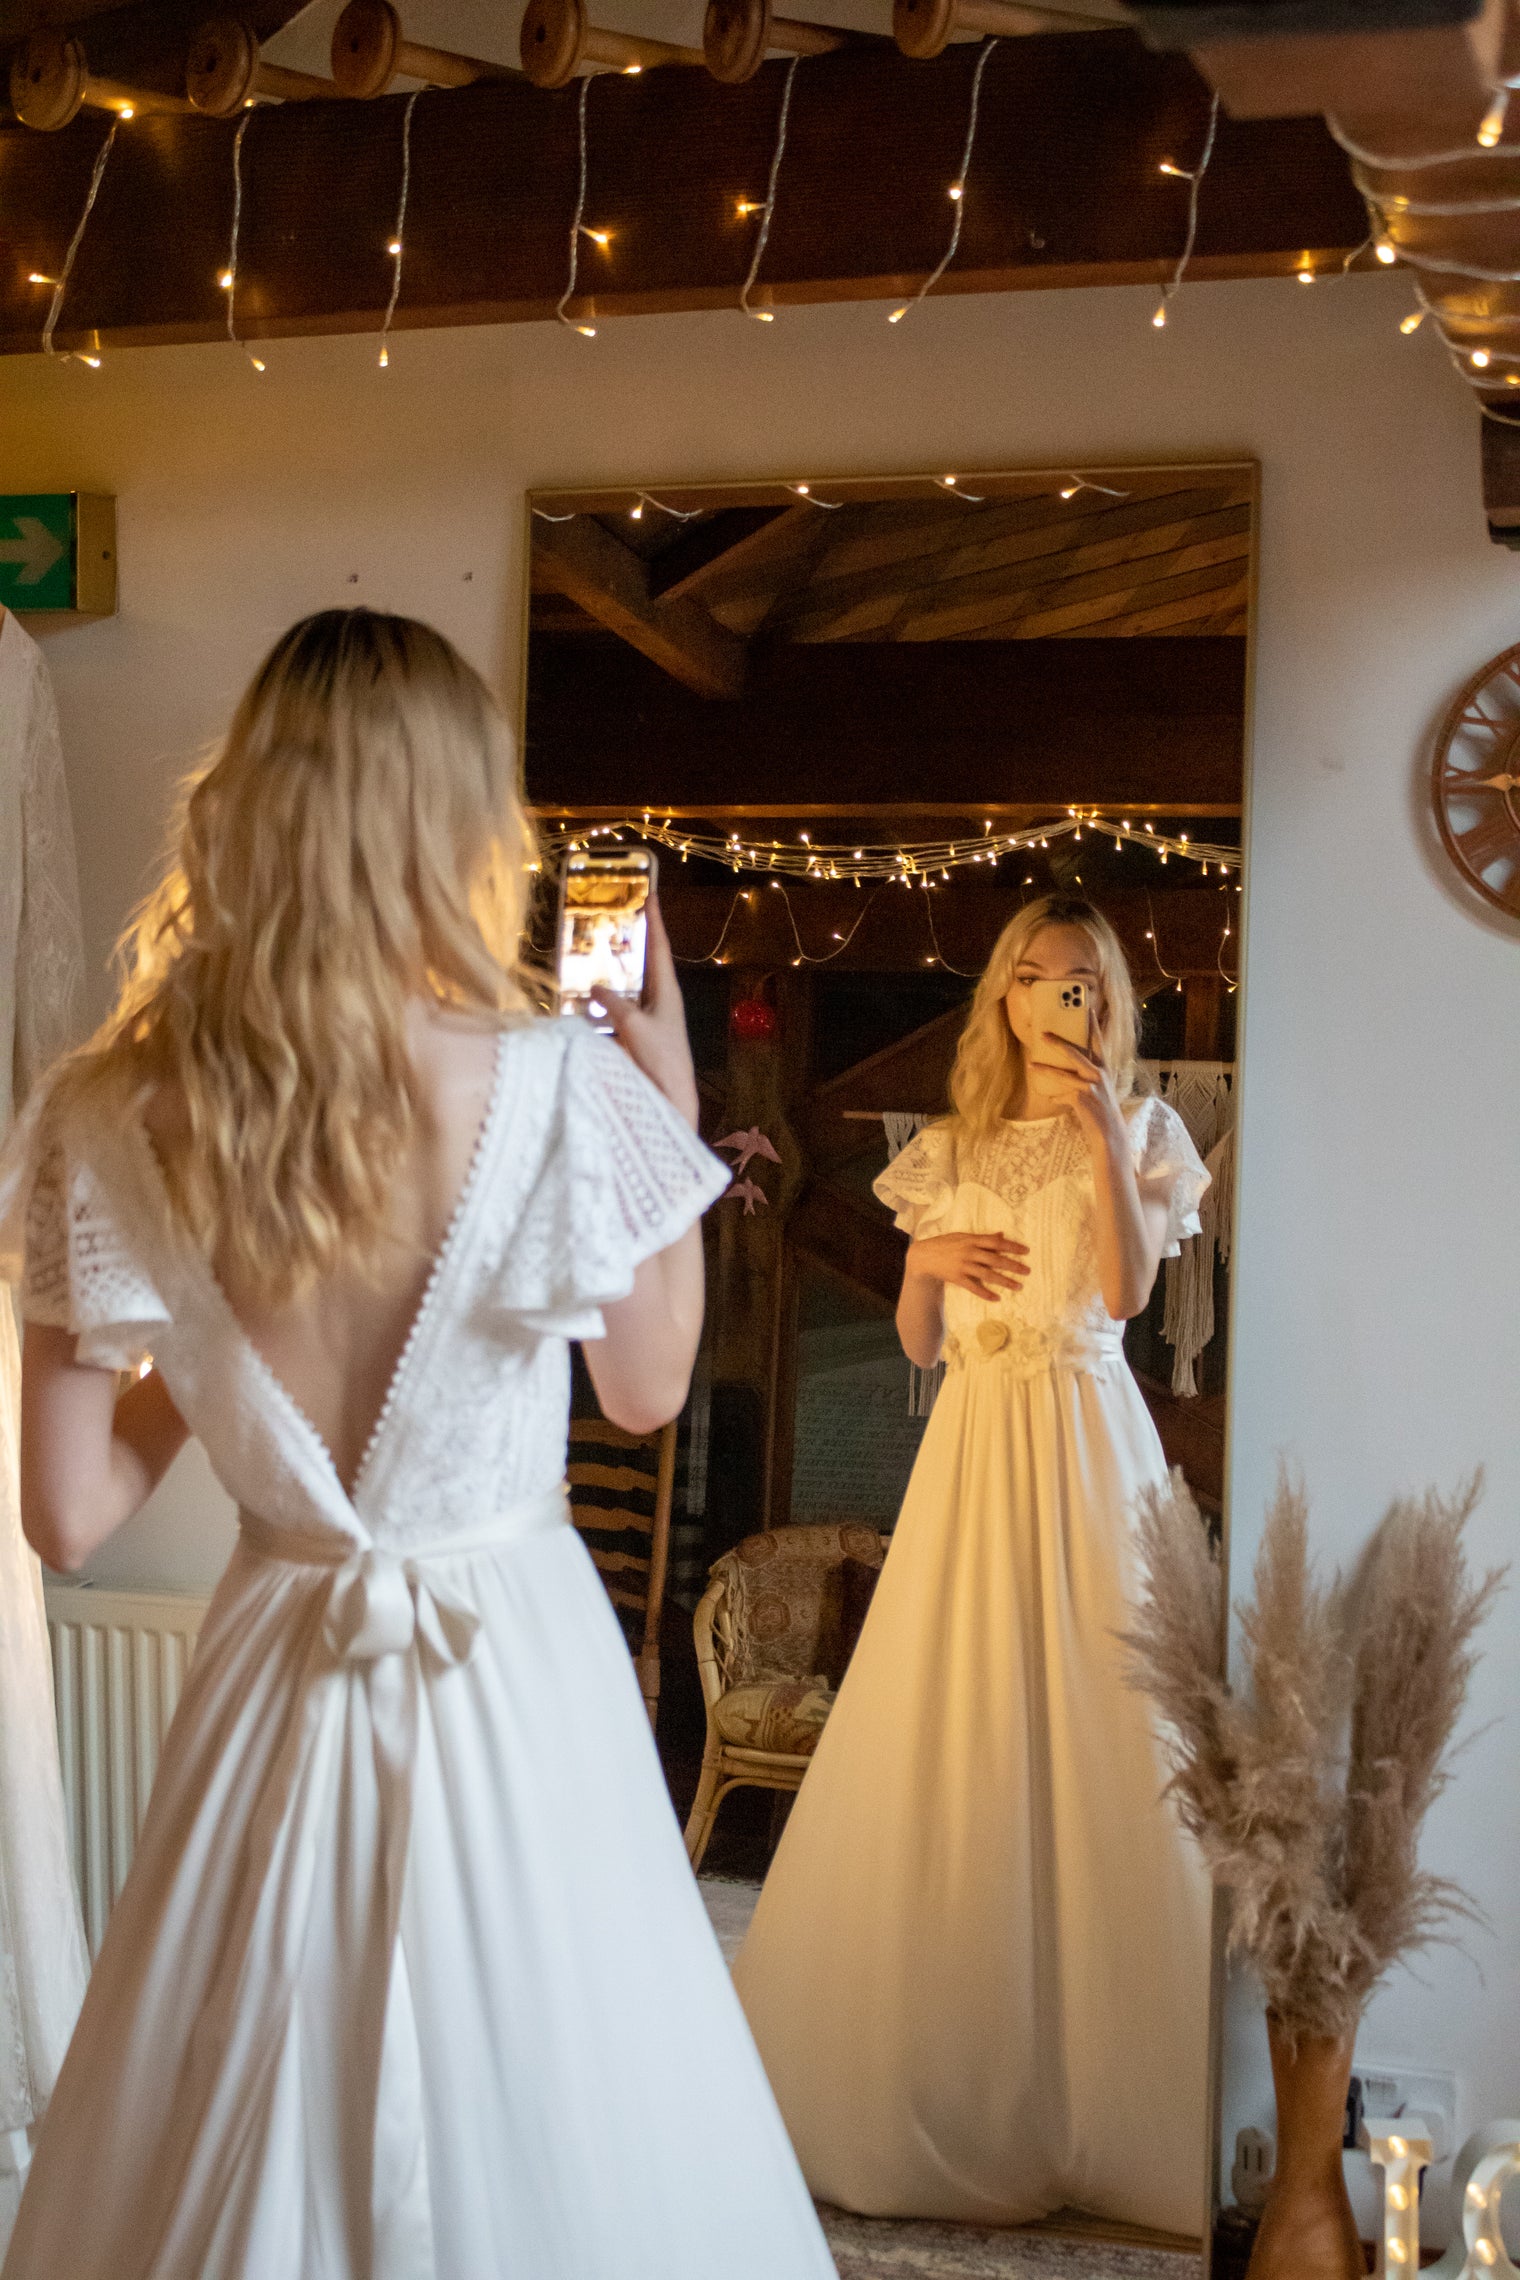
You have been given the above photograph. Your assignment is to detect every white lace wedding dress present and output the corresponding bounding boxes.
[0,610,88,2246]
[734,1098,1213,2237]
[0,1018,838,2280]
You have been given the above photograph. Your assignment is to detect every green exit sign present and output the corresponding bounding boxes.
[0,494,116,616]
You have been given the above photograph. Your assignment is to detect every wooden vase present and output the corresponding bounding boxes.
[1246,2013,1366,2280]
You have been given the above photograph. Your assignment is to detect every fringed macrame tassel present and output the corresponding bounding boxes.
[909,1359,945,1418]
[882,1110,938,1418]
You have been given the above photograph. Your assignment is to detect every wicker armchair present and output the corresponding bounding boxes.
[683,1522,887,1869]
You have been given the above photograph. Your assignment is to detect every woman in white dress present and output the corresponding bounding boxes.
[0,609,838,2280]
[734,894,1213,2238]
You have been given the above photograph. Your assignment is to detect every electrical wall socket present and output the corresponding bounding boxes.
[1352,2066,1457,2162]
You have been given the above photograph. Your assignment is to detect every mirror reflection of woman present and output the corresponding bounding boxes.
[734,894,1214,2236]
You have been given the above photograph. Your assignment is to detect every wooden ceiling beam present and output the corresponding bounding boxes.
[0,37,1365,355]
[525,633,1245,809]
[533,514,748,698]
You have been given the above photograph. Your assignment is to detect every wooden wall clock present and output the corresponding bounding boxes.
[1432,643,1520,919]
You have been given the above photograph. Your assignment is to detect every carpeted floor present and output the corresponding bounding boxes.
[819,2209,1199,2279]
[699,1880,1202,2280]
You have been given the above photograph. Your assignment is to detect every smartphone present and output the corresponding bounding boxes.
[554,848,656,1024]
[1027,975,1093,1054]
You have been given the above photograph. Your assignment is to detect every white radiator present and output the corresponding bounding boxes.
[42,1585,210,1956]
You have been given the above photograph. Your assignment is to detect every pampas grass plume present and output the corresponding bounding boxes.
[1122,1469,1501,2044]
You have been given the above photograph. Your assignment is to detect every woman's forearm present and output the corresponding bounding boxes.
[896,1269,946,1371]
[584,1223,705,1436]
[21,1330,191,1573]
[1088,1123,1163,1320]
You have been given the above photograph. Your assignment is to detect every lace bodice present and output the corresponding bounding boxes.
[873,1095,1207,1374]
[0,1021,730,1555]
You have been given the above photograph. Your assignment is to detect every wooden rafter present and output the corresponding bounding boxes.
[532,514,747,699]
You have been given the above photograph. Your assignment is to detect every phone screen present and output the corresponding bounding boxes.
[555,858,652,1013]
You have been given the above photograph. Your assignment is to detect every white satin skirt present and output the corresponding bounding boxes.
[733,1355,1212,2236]
[2,1501,836,2280]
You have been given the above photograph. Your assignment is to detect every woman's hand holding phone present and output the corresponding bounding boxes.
[1036,1029,1125,1144]
[905,1231,1029,1303]
[595,898,701,1131]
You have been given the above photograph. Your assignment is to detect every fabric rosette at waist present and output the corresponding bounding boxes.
[941,1320,1122,1382]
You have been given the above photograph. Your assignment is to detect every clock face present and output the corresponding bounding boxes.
[1433,643,1520,920]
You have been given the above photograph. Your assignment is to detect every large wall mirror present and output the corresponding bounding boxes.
[525,463,1254,2269]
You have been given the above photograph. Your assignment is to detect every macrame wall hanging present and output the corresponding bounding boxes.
[1137,1059,1236,1397]
[881,1112,942,1418]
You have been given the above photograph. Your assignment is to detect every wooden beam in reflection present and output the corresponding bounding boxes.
[526,636,1246,813]
[533,515,748,700]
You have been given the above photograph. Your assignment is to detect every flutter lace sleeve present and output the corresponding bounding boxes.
[489,1024,731,1340]
[0,1085,171,1370]
[872,1121,957,1239]
[1130,1094,1210,1259]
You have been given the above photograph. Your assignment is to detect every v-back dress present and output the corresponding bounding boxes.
[733,1098,1213,2238]
[0,1019,839,2280]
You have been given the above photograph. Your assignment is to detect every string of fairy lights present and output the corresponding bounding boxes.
[540,809,1242,881]
[540,839,1239,980]
[27,33,1334,378]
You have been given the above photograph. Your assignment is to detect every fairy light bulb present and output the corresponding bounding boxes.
[1375,237,1396,264]
[378,344,389,367]
[218,268,234,290]
[27,272,56,285]
[622,61,641,73]
[630,501,643,519]
[1152,301,1167,328]
[1400,310,1425,334]
[1478,88,1509,146]
[888,306,908,323]
[387,237,402,256]
[1472,348,1492,368]
[580,227,611,248]
[939,475,957,487]
[118,103,134,119]
[1297,263,1315,283]
[792,482,809,495]
[1158,159,1186,177]
[574,323,596,338]
[748,308,775,322]
[248,354,266,373]
[947,180,963,200]
[76,353,102,368]
[1060,482,1079,499]
[735,198,761,217]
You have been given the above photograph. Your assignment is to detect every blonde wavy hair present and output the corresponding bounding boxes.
[58,608,537,1303]
[946,893,1140,1152]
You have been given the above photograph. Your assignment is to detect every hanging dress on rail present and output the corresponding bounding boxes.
[0,609,88,2251]
[734,1097,1213,2238]
[0,1018,839,2280]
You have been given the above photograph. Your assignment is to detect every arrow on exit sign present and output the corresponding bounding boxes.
[0,518,67,585]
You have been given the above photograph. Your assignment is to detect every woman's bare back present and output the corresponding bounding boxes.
[146,1007,501,1496]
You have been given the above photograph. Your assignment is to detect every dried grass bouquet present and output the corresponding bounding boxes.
[1121,1471,1502,2043]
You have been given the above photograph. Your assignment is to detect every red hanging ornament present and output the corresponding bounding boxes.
[730,997,778,1042]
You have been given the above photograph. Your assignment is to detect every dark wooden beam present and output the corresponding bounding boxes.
[533,514,747,698]
[0,37,1365,355]
[789,1177,907,1311]
[525,634,1246,810]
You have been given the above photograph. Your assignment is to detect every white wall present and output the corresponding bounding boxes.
[4,271,1517,2244]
